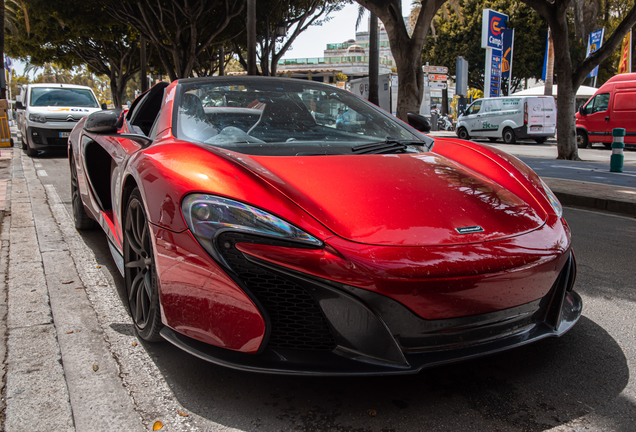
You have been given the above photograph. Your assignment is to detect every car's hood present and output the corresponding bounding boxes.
[224,151,546,246]
[28,106,101,121]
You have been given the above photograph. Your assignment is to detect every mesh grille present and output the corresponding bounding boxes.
[218,232,336,351]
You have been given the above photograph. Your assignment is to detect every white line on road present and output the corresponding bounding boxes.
[36,169,48,177]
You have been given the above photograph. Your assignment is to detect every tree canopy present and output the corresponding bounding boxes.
[5,0,142,107]
[422,0,549,93]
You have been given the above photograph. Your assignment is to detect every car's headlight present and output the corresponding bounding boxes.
[29,113,47,123]
[181,194,323,264]
[540,179,563,218]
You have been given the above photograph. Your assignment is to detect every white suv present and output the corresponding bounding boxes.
[15,83,103,156]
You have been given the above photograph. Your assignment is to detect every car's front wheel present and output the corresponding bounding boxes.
[124,188,163,342]
[457,127,470,140]
[576,129,589,149]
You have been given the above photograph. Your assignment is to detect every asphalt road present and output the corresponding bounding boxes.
[30,148,636,431]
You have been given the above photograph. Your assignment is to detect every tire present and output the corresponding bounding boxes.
[457,127,470,140]
[603,142,612,149]
[124,188,163,342]
[503,128,516,144]
[576,129,589,149]
[70,156,97,230]
[534,137,547,144]
[488,137,498,143]
[25,136,37,157]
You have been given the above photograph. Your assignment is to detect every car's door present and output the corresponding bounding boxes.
[464,100,483,135]
[580,92,611,143]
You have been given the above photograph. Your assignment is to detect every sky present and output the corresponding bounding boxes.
[281,1,414,59]
[10,1,415,76]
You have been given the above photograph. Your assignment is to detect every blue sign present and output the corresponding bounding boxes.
[542,31,550,81]
[502,29,514,79]
[586,28,604,78]
[482,9,508,50]
[490,49,502,97]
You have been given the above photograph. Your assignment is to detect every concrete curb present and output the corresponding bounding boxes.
[543,177,636,217]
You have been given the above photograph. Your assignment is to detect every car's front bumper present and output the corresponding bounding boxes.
[26,124,76,150]
[160,237,581,376]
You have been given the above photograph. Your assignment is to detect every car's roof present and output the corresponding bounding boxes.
[176,75,336,88]
[27,83,95,90]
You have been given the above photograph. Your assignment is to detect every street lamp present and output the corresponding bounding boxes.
[275,22,287,37]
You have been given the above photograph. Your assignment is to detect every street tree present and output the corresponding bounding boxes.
[422,0,548,94]
[522,0,636,160]
[5,0,142,107]
[355,0,448,121]
[104,0,245,80]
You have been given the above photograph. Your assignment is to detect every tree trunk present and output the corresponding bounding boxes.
[140,36,147,93]
[551,19,579,160]
[393,45,424,120]
[219,46,225,76]
[247,0,257,75]
[368,13,379,106]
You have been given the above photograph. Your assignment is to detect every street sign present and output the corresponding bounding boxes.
[422,65,448,74]
[428,74,448,81]
[429,82,447,89]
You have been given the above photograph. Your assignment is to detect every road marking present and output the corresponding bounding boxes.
[566,206,636,221]
[36,169,48,177]
[34,163,42,168]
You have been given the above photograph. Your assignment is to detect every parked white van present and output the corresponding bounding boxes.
[15,83,103,157]
[456,96,556,144]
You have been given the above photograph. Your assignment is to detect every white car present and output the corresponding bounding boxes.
[15,83,103,156]
[456,96,556,144]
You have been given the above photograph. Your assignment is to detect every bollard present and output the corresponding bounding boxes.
[610,128,625,173]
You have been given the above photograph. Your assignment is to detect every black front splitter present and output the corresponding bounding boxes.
[159,290,582,377]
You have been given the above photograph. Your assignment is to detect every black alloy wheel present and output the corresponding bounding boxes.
[458,127,470,140]
[70,156,97,230]
[124,188,163,342]
[503,128,516,144]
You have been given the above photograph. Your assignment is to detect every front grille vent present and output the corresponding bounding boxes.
[218,232,336,351]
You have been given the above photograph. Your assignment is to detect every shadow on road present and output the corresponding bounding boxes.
[137,315,627,432]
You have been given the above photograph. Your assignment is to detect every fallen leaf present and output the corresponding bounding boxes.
[132,342,137,347]
[177,410,188,417]
[75,287,84,290]
[98,283,107,286]
[102,315,106,318]
[153,421,164,430]
[96,265,101,269]
[93,364,99,372]
[66,331,74,334]
[367,409,377,417]
[61,281,74,284]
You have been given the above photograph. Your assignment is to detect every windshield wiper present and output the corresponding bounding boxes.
[351,138,419,154]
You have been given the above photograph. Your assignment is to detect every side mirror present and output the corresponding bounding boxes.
[101,103,108,110]
[578,105,585,116]
[15,101,24,110]
[407,112,431,133]
[84,109,122,133]
[84,109,152,147]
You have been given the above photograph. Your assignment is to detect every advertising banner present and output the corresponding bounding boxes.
[618,30,632,74]
[490,49,502,97]
[586,28,605,78]
[481,9,508,50]
[502,29,514,79]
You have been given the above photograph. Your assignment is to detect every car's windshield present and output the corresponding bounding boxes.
[30,87,99,108]
[175,78,431,156]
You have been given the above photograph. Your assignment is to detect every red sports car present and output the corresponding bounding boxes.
[69,77,581,375]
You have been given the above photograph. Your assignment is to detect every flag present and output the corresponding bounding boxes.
[618,30,632,74]
[502,29,514,79]
[586,28,605,78]
[542,29,550,81]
